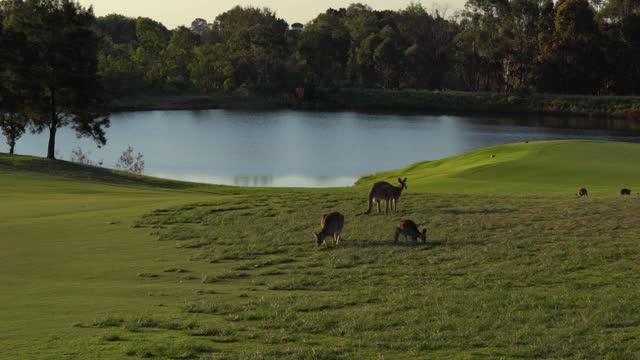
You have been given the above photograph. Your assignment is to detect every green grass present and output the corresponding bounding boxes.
[2,140,640,358]
[359,140,640,195]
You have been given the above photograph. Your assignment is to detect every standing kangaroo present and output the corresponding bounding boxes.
[394,220,427,243]
[363,178,407,215]
[312,212,344,246]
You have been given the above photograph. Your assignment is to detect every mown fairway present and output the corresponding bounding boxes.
[2,140,640,359]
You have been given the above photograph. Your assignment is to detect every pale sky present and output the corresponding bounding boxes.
[77,0,464,29]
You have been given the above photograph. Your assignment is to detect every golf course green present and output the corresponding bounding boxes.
[2,140,640,359]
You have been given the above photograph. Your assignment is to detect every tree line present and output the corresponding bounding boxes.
[94,0,640,97]
[2,0,640,157]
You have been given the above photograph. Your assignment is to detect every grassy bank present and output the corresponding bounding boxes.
[110,89,640,121]
[358,140,640,195]
[2,140,640,358]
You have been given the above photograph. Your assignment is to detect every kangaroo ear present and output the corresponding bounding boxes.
[398,178,402,183]
[403,178,407,182]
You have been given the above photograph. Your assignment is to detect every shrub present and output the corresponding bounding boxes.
[223,78,234,93]
[70,147,95,166]
[115,146,145,175]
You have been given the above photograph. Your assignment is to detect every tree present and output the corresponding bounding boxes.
[536,0,606,93]
[190,18,210,35]
[98,41,145,96]
[158,26,199,91]
[600,0,640,94]
[134,17,169,86]
[373,26,402,88]
[355,32,384,87]
[343,4,378,85]
[0,114,27,155]
[501,0,554,91]
[96,14,137,45]
[0,3,30,155]
[456,0,513,91]
[6,0,110,159]
[395,3,457,89]
[189,44,232,93]
[599,0,640,22]
[298,10,351,87]
[213,6,289,90]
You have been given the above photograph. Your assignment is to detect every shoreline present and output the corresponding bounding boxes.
[108,89,640,121]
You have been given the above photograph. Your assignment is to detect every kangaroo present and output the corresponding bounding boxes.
[394,220,427,243]
[576,188,588,197]
[312,212,344,246]
[621,188,632,196]
[362,178,407,215]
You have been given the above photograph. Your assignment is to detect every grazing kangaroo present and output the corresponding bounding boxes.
[362,178,407,215]
[621,188,632,196]
[312,212,344,246]
[576,188,588,197]
[394,220,427,243]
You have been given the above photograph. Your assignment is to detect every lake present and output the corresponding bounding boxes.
[5,110,640,187]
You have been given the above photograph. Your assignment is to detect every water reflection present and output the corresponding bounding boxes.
[154,173,358,188]
[3,110,640,187]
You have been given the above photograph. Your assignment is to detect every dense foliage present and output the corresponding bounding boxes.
[92,1,640,97]
[2,1,640,156]
[0,0,109,159]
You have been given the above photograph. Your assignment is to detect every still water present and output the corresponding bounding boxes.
[5,110,640,187]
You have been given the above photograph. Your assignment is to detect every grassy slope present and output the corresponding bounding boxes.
[1,140,640,359]
[359,140,640,195]
[0,159,214,358]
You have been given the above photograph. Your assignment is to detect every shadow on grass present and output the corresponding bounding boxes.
[444,208,515,215]
[428,240,486,248]
[327,239,431,248]
[323,239,486,249]
[0,154,244,193]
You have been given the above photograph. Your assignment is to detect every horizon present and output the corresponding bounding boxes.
[76,0,463,29]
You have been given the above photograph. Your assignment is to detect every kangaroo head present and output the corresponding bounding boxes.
[398,178,407,190]
[312,231,325,246]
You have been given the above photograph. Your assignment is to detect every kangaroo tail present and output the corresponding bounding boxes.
[357,192,374,216]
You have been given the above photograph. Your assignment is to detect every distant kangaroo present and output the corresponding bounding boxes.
[621,188,632,196]
[394,220,427,243]
[312,212,344,246]
[576,188,588,197]
[362,178,407,215]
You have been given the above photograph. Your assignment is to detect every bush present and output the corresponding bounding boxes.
[115,146,145,175]
[223,78,234,93]
[70,147,98,166]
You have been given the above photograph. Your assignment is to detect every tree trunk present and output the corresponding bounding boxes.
[47,124,57,159]
[9,140,15,155]
[47,87,57,160]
